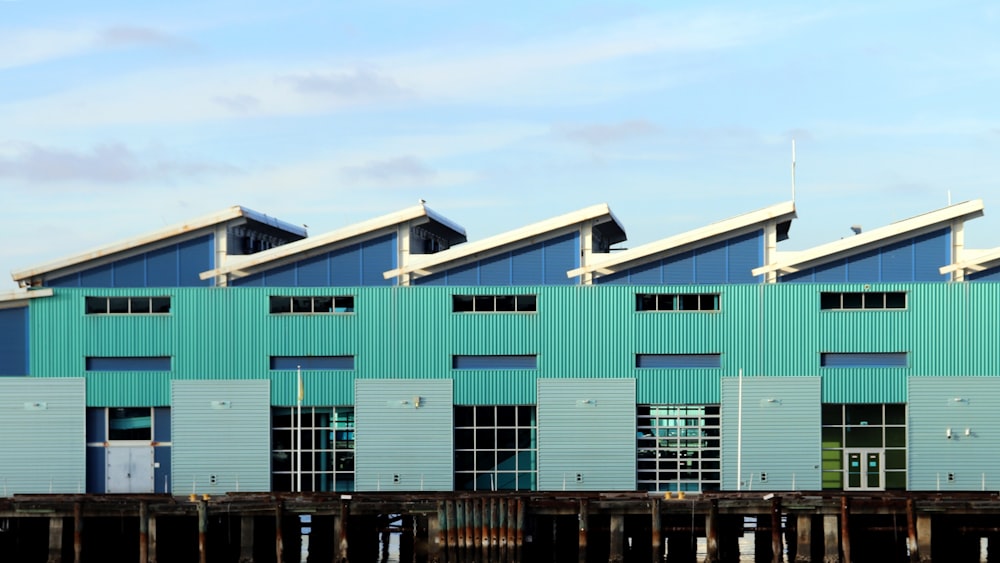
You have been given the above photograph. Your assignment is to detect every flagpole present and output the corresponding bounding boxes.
[297,365,303,493]
[291,367,297,492]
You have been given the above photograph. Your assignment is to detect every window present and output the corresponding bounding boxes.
[108,407,153,441]
[636,293,719,312]
[453,355,537,370]
[820,292,906,310]
[85,296,171,314]
[269,296,354,314]
[820,353,907,368]
[455,406,537,491]
[453,294,537,313]
[270,356,355,370]
[272,407,354,492]
[637,405,720,492]
[636,354,721,369]
[822,404,906,490]
[86,357,171,371]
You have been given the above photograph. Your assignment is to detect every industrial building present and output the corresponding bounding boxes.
[2,197,1000,499]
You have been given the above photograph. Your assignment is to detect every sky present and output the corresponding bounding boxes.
[2,1,1000,288]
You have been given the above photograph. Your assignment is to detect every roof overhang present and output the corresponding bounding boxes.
[753,199,984,278]
[201,204,465,281]
[384,203,625,280]
[0,288,53,310]
[568,201,796,279]
[11,206,304,288]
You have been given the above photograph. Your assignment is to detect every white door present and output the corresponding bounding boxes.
[844,449,883,491]
[106,446,155,493]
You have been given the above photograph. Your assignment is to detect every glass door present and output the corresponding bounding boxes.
[845,449,883,490]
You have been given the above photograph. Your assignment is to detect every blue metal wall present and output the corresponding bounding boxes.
[968,265,1000,281]
[232,233,396,287]
[415,232,580,286]
[0,306,28,375]
[47,234,214,288]
[782,229,950,283]
[596,230,763,285]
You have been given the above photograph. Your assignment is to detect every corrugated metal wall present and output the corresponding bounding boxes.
[0,378,85,493]
[355,379,453,491]
[27,283,1000,407]
[171,380,271,494]
[781,229,949,283]
[908,377,1000,491]
[721,377,821,491]
[537,378,636,491]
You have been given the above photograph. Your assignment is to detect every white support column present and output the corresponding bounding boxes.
[952,219,966,282]
[763,222,779,284]
[580,222,594,285]
[214,224,229,287]
[397,224,412,286]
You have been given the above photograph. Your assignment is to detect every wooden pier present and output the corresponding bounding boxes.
[1,491,999,562]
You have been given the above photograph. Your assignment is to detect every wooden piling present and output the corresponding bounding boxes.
[515,497,525,563]
[822,515,838,563]
[651,499,662,563]
[455,499,466,562]
[705,499,720,563]
[338,500,350,563]
[237,515,253,563]
[906,498,918,563]
[274,503,284,563]
[490,496,499,562]
[139,501,149,563]
[610,514,625,563]
[197,500,208,563]
[47,516,63,563]
[578,499,589,563]
[73,501,82,563]
[840,497,850,563]
[916,514,931,563]
[498,496,508,563]
[148,513,158,563]
[794,515,810,563]
[771,497,783,563]
[429,509,442,563]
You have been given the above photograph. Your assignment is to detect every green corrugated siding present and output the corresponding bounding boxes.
[355,379,453,491]
[27,284,1000,407]
[171,380,271,493]
[0,379,85,493]
[537,378,636,491]
[721,377,821,491]
[908,377,1000,491]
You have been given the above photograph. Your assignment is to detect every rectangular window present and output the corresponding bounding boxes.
[452,294,537,313]
[86,357,171,371]
[637,405,721,493]
[269,296,355,314]
[85,296,171,314]
[636,354,721,369]
[636,293,719,312]
[453,355,537,370]
[270,356,355,370]
[455,406,537,491]
[820,292,906,310]
[820,353,908,368]
[272,407,354,492]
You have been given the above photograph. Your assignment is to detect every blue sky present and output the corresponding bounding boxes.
[3,1,1000,287]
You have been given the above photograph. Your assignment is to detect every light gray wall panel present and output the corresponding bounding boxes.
[355,379,453,491]
[721,376,821,491]
[171,380,271,493]
[537,378,636,491]
[909,377,1000,491]
[0,379,85,493]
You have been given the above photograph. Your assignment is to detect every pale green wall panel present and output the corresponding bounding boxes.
[721,377,821,491]
[908,377,1000,491]
[355,379,453,491]
[537,378,636,491]
[171,380,271,494]
[0,379,85,494]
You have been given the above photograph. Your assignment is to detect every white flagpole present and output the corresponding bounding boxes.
[737,368,744,491]
[296,365,303,493]
[291,367,298,492]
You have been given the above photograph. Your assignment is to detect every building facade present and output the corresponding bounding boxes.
[2,199,1000,496]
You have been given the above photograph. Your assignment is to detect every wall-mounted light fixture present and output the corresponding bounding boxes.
[965,428,972,437]
[946,427,953,439]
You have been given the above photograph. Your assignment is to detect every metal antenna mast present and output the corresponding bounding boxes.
[791,139,797,202]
